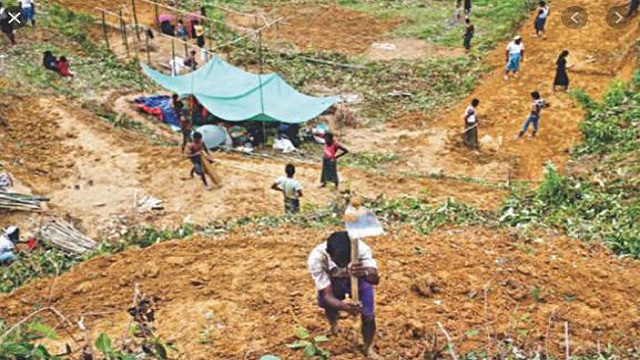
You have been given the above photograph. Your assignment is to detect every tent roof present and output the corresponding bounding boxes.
[141,57,339,124]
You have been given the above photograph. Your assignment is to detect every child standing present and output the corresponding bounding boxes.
[463,18,475,54]
[518,91,549,138]
[271,164,303,214]
[175,19,187,41]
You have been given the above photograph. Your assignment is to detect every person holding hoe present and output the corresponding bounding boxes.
[308,231,380,358]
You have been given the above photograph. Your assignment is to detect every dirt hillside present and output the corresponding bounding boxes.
[2,225,640,358]
[350,0,640,181]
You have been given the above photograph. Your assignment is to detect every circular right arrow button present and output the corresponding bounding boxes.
[606,5,631,29]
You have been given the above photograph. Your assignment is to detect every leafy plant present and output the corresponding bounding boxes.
[286,326,331,359]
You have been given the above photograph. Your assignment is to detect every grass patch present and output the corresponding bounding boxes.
[337,0,536,50]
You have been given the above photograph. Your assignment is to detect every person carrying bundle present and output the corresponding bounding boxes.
[185,131,216,190]
[308,231,380,358]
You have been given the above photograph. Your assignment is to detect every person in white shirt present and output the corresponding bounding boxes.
[20,0,35,27]
[0,230,17,265]
[463,98,480,149]
[308,231,380,358]
[271,163,303,214]
[534,1,549,38]
[505,35,524,80]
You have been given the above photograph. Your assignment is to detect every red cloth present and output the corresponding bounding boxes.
[136,104,164,121]
[58,60,73,77]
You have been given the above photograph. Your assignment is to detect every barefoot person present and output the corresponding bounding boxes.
[463,17,475,55]
[553,50,570,92]
[271,164,303,214]
[308,231,380,357]
[504,35,524,80]
[178,102,192,153]
[185,131,215,190]
[463,98,480,149]
[518,91,549,138]
[533,1,549,39]
[319,132,348,189]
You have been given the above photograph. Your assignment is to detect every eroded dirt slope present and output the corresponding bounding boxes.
[1,225,639,359]
[353,0,639,181]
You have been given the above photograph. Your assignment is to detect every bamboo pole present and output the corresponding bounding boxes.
[131,0,141,41]
[101,10,110,49]
[154,3,159,30]
[120,8,130,57]
[171,37,176,76]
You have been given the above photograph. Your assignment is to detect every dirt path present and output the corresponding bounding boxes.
[2,225,640,358]
[348,0,639,181]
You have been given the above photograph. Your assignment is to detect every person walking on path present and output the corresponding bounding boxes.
[463,98,480,149]
[271,164,303,214]
[308,231,381,358]
[463,17,475,55]
[518,91,549,138]
[553,50,570,92]
[0,2,16,46]
[504,35,524,80]
[19,0,35,28]
[533,1,549,39]
[319,132,348,189]
[185,131,215,190]
[464,0,472,15]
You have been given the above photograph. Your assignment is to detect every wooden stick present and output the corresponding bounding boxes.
[350,236,359,303]
[102,10,110,49]
[131,0,140,41]
[437,322,459,360]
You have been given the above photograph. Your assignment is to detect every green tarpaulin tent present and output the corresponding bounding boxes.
[141,57,339,124]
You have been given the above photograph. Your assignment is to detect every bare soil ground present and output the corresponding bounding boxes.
[2,225,640,359]
[346,0,640,181]
[1,0,639,358]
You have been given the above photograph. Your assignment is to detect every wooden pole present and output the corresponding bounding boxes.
[131,0,141,41]
[145,33,151,63]
[258,30,263,74]
[120,9,130,57]
[154,3,159,30]
[243,37,248,70]
[101,10,110,49]
[184,41,188,57]
[350,237,359,302]
[171,37,176,76]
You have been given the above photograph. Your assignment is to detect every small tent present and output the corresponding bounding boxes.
[141,57,339,124]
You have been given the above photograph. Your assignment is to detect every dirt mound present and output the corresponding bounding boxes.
[2,225,640,358]
[263,5,399,54]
